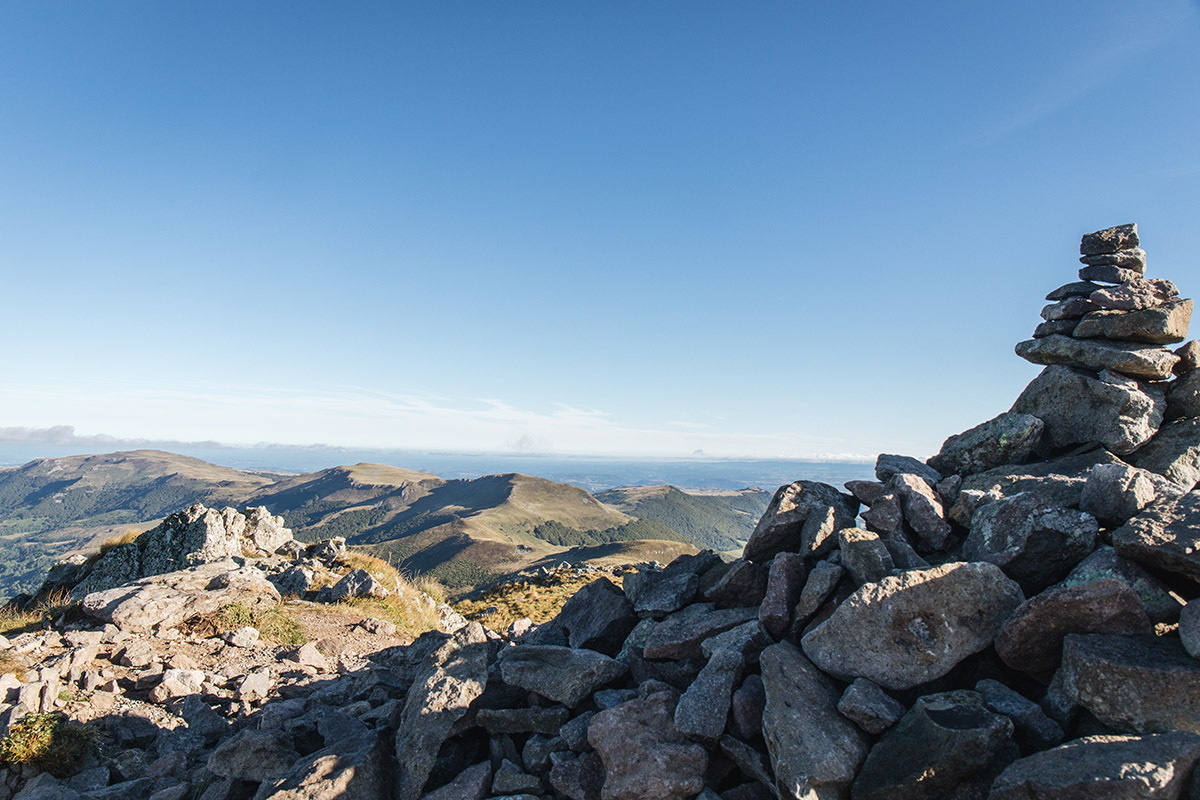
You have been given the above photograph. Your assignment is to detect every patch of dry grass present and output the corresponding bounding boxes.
[326,548,445,637]
[208,602,307,645]
[98,528,143,556]
[0,588,79,638]
[455,568,616,633]
[0,713,97,777]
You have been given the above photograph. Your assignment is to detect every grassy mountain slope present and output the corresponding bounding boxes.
[595,485,771,553]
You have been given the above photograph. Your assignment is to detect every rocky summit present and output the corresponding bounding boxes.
[3,224,1200,799]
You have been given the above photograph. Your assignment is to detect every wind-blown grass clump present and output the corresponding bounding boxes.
[0,713,97,777]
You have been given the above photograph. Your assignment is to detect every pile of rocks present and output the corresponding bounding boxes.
[4,223,1200,800]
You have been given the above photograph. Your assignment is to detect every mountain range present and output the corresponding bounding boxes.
[0,449,771,599]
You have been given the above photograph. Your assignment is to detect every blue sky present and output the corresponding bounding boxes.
[2,1,1198,459]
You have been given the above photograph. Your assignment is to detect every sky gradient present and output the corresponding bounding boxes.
[3,1,1199,460]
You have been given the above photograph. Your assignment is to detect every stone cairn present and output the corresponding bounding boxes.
[4,224,1200,800]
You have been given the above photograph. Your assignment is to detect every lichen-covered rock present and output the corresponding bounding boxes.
[1080,223,1139,256]
[837,529,894,586]
[887,473,952,550]
[588,691,707,800]
[207,729,299,783]
[927,411,1044,477]
[1011,366,1165,455]
[801,562,1024,691]
[875,454,941,485]
[1079,463,1183,525]
[760,640,868,800]
[960,449,1123,510]
[1090,278,1179,311]
[82,559,281,633]
[1079,246,1147,270]
[962,492,1098,593]
[758,553,805,639]
[642,603,759,661]
[632,551,721,618]
[673,647,744,743]
[974,679,1064,750]
[743,481,858,563]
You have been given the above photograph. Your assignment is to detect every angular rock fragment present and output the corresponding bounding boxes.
[1080,264,1143,284]
[760,641,868,800]
[633,551,721,618]
[837,529,895,586]
[703,559,768,608]
[1090,278,1178,311]
[887,473,952,550]
[963,492,1098,593]
[420,761,491,800]
[974,679,1064,750]
[255,732,390,800]
[730,674,766,741]
[790,560,843,631]
[994,578,1151,681]
[316,568,388,602]
[1033,318,1079,338]
[1128,417,1200,490]
[1012,366,1165,455]
[1060,633,1200,734]
[875,454,941,485]
[836,678,904,735]
[1176,340,1200,374]
[547,751,604,800]
[1015,335,1179,380]
[1166,369,1200,420]
[1042,296,1100,321]
[758,553,805,639]
[851,690,1014,800]
[499,645,626,708]
[1079,246,1147,270]
[1047,280,1105,301]
[1080,463,1183,525]
[207,729,298,783]
[801,562,1024,690]
[674,647,744,743]
[642,603,759,660]
[476,707,568,735]
[394,623,490,800]
[588,691,708,800]
[1181,601,1200,660]
[1080,223,1138,255]
[1073,298,1192,345]
[1112,492,1200,581]
[743,481,858,563]
[927,411,1044,477]
[552,577,636,656]
[990,732,1200,800]
[1064,546,1181,623]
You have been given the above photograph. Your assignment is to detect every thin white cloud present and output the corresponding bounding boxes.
[974,0,1197,147]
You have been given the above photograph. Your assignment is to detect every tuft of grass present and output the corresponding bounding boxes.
[0,713,97,777]
[341,550,400,591]
[98,529,143,556]
[0,588,81,638]
[214,602,306,646]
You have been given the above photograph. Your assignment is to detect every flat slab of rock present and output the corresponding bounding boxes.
[1073,298,1192,345]
[960,449,1122,509]
[1060,633,1200,734]
[1112,492,1200,582]
[760,641,868,800]
[499,645,627,708]
[1012,366,1164,455]
[642,604,759,660]
[1079,247,1147,270]
[588,691,707,800]
[993,578,1151,681]
[82,559,281,633]
[1016,335,1179,380]
[801,562,1024,691]
[1090,278,1178,311]
[254,733,390,800]
[1129,417,1200,491]
[990,732,1200,800]
[927,412,1044,477]
[743,481,857,563]
[1080,264,1143,284]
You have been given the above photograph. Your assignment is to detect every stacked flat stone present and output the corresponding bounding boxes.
[1016,223,1192,382]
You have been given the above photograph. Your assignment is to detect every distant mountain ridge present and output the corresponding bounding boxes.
[0,450,773,599]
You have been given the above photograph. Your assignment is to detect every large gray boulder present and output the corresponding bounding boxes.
[1015,335,1179,381]
[1112,492,1200,582]
[800,562,1024,690]
[82,559,281,633]
[588,691,707,800]
[887,473,952,550]
[743,481,858,563]
[962,492,1098,593]
[1129,417,1200,490]
[1079,463,1184,525]
[553,577,637,655]
[80,504,296,593]
[394,623,490,800]
[1073,298,1192,345]
[1063,546,1182,623]
[760,641,868,800]
[1090,278,1179,311]
[642,603,759,660]
[851,690,1014,800]
[1059,634,1200,734]
[990,732,1200,800]
[960,449,1123,509]
[674,648,744,743]
[631,551,721,618]
[1081,223,1139,255]
[1011,366,1165,455]
[927,411,1044,477]
[499,645,627,708]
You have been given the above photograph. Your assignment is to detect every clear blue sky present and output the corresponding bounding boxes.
[2,1,1198,459]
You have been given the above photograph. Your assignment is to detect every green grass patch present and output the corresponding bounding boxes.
[215,602,307,645]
